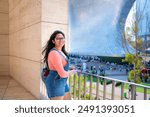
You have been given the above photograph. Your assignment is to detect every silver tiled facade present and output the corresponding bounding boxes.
[69,0,135,56]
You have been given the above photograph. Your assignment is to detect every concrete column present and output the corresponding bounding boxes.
[40,0,68,99]
[41,0,69,50]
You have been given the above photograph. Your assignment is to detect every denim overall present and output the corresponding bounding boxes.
[42,48,69,98]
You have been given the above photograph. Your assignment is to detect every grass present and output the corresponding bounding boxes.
[86,76,112,85]
[70,75,150,95]
[141,82,150,86]
[86,75,150,94]
[123,83,150,94]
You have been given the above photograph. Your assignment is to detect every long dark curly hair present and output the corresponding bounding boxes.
[42,30,68,66]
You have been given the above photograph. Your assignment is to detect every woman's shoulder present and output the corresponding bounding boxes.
[48,49,60,57]
[48,49,68,59]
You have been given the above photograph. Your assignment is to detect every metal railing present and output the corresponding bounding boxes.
[69,71,150,100]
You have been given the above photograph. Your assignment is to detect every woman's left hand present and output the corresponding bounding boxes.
[69,66,76,70]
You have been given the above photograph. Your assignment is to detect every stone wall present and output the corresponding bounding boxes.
[9,0,41,98]
[9,0,68,99]
[0,0,9,75]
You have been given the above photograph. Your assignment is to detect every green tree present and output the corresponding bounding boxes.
[121,0,149,99]
[122,53,143,84]
[122,1,148,84]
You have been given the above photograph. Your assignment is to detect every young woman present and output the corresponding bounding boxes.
[42,30,77,100]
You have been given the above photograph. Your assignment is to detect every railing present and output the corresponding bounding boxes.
[69,71,150,100]
[40,71,150,100]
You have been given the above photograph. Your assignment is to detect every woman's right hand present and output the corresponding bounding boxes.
[68,69,79,76]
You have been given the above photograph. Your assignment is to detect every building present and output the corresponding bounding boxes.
[0,0,150,100]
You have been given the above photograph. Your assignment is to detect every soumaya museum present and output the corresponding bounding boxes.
[0,0,150,100]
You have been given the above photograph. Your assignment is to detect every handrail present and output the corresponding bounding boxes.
[77,71,150,89]
[40,71,150,100]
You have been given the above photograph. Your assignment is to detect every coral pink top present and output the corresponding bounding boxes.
[48,50,68,78]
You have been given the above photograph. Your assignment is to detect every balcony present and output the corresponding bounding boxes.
[40,71,150,100]
[68,71,150,100]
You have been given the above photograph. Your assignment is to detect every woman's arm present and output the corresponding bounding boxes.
[48,51,78,78]
[67,70,78,76]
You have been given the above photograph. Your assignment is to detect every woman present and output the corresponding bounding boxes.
[42,30,77,100]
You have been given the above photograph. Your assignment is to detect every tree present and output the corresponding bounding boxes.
[122,0,149,84]
[122,53,143,83]
[121,0,149,99]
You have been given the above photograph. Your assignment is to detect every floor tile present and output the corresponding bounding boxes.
[0,76,37,100]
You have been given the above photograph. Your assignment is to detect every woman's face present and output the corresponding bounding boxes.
[53,33,65,48]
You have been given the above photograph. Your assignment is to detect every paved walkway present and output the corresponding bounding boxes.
[0,76,36,100]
